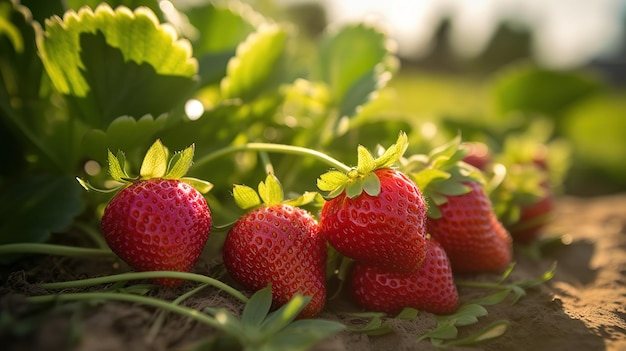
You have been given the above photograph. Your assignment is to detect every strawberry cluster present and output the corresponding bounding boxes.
[90,132,554,319]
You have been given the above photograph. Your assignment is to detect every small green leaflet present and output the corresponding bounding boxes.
[107,149,129,182]
[362,172,381,196]
[258,173,284,206]
[233,184,261,210]
[139,140,169,179]
[373,131,408,169]
[438,304,488,327]
[241,285,273,328]
[317,170,349,193]
[283,192,322,208]
[431,320,510,348]
[181,177,213,194]
[165,144,195,179]
[356,145,376,174]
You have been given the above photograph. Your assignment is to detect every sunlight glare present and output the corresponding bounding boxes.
[185,99,205,120]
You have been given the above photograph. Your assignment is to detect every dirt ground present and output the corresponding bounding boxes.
[2,194,626,351]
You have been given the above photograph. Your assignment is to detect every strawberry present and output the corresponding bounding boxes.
[82,140,214,287]
[427,181,512,274]
[222,174,327,318]
[350,238,459,315]
[401,136,512,274]
[509,187,553,244]
[318,133,428,274]
[488,136,564,244]
[461,141,491,171]
[102,179,211,286]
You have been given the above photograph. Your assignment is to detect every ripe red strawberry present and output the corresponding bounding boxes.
[510,191,553,244]
[427,181,512,274]
[489,139,559,244]
[351,238,459,315]
[102,179,211,287]
[222,174,327,318]
[320,168,428,273]
[80,140,214,287]
[461,141,491,170]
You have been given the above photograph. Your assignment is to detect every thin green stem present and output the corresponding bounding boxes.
[147,283,211,342]
[192,143,352,173]
[26,292,223,329]
[41,271,248,303]
[455,280,509,290]
[0,243,114,258]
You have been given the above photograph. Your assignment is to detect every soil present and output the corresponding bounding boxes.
[1,194,625,351]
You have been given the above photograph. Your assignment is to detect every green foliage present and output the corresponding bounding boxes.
[491,63,601,118]
[0,175,84,263]
[318,23,397,120]
[401,136,483,218]
[317,131,408,199]
[202,286,345,351]
[0,0,623,349]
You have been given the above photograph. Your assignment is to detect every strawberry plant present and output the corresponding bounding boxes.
[0,0,577,350]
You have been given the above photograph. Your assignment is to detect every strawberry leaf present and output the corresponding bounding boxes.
[242,285,272,328]
[435,320,510,347]
[260,295,310,336]
[140,140,168,179]
[83,115,169,165]
[165,144,195,179]
[412,168,450,192]
[258,173,284,206]
[318,23,396,119]
[346,317,393,336]
[221,23,288,101]
[417,319,458,343]
[439,304,488,327]
[38,4,196,97]
[0,175,84,263]
[396,307,419,320]
[233,184,261,210]
[270,319,345,350]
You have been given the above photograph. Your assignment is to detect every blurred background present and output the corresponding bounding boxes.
[252,0,626,196]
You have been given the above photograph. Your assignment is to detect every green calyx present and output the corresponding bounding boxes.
[400,135,484,219]
[233,173,321,211]
[317,131,408,199]
[78,139,213,194]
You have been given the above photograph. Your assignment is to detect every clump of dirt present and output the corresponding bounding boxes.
[2,195,626,351]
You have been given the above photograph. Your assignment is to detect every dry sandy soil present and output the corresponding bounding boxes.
[2,194,625,351]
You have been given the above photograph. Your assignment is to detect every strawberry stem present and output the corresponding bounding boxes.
[0,243,114,258]
[192,143,352,173]
[40,271,248,303]
[147,283,211,342]
[26,292,225,329]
